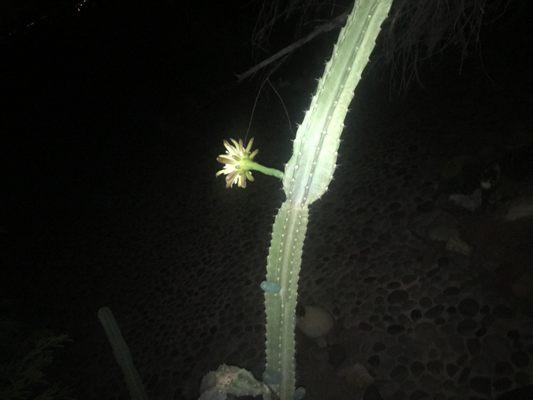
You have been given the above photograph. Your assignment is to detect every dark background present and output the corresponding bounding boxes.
[3,1,532,237]
[2,1,533,399]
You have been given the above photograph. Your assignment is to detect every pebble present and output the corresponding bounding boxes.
[458,298,480,316]
[494,361,513,375]
[458,367,471,384]
[515,371,530,385]
[364,384,384,400]
[419,297,432,308]
[388,324,405,334]
[446,363,459,378]
[411,309,422,321]
[373,342,386,352]
[427,360,443,374]
[467,338,481,356]
[328,344,346,368]
[483,334,512,360]
[410,390,429,400]
[359,321,373,331]
[388,290,409,304]
[493,304,514,319]
[510,351,529,368]
[492,377,512,392]
[390,365,409,382]
[457,318,477,335]
[368,354,380,367]
[443,286,461,296]
[470,376,491,395]
[414,322,438,343]
[410,361,425,377]
[425,305,444,319]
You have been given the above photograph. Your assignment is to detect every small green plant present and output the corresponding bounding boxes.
[0,301,73,400]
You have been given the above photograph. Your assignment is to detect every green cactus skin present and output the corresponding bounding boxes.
[263,202,308,398]
[263,1,393,399]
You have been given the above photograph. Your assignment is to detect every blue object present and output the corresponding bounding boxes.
[294,387,306,400]
[260,281,281,294]
[263,368,282,385]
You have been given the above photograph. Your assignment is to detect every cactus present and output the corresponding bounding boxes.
[213,1,392,399]
[264,1,392,398]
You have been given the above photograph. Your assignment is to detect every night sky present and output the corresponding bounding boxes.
[3,1,533,400]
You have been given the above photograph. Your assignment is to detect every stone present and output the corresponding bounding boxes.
[437,256,450,267]
[425,305,445,319]
[388,290,409,304]
[512,271,533,300]
[481,313,495,327]
[428,347,440,359]
[515,371,530,386]
[457,318,477,335]
[446,235,472,256]
[368,355,380,367]
[401,274,417,285]
[338,363,374,391]
[390,365,408,382]
[507,330,520,340]
[495,384,533,400]
[419,297,432,308]
[387,344,404,357]
[493,304,514,319]
[458,367,471,384]
[410,309,422,321]
[359,321,373,331]
[446,363,459,377]
[456,354,468,366]
[449,189,482,212]
[494,361,513,375]
[427,360,443,374]
[363,384,384,400]
[493,377,512,392]
[483,334,512,360]
[467,338,481,356]
[420,373,440,392]
[391,390,407,400]
[388,324,405,335]
[470,376,491,395]
[448,334,465,353]
[328,344,346,368]
[428,223,459,242]
[458,298,480,317]
[373,342,386,352]
[475,326,487,337]
[410,390,429,400]
[296,305,334,342]
[443,286,460,296]
[410,361,425,376]
[505,197,533,221]
[511,351,530,368]
[470,355,493,375]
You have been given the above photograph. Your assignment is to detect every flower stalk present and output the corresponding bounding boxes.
[216,137,283,188]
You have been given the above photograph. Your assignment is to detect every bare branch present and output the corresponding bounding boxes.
[237,10,348,82]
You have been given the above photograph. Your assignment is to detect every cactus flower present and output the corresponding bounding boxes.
[216,137,283,188]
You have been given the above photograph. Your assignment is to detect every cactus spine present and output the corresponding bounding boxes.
[263,1,393,399]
